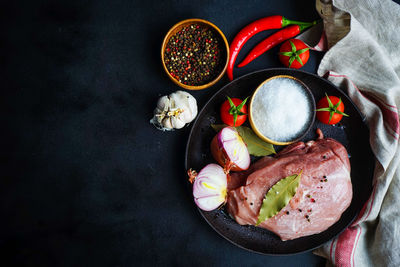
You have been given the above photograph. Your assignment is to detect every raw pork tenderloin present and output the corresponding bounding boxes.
[226,129,352,241]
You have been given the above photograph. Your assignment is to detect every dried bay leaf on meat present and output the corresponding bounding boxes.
[257,171,302,225]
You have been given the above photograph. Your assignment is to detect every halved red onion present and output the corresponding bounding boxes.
[211,126,250,172]
[188,163,228,211]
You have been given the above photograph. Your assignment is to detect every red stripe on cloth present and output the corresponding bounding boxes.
[362,92,399,138]
[335,226,360,267]
[382,101,397,109]
[314,31,328,51]
[351,199,368,227]
[328,72,398,111]
[328,73,372,103]
[332,138,378,266]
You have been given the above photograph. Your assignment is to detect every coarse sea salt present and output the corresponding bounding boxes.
[250,77,313,143]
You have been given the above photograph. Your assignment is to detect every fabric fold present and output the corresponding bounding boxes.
[308,0,400,266]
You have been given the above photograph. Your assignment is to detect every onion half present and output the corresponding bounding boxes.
[211,126,250,172]
[188,163,228,211]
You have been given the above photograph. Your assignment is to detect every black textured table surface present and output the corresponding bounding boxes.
[1,0,328,266]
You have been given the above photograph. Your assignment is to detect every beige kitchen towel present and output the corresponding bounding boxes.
[312,0,400,266]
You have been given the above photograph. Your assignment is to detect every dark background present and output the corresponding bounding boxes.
[0,0,354,266]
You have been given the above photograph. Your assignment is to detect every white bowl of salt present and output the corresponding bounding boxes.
[249,75,316,145]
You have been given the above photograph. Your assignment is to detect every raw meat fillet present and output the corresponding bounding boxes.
[226,129,352,241]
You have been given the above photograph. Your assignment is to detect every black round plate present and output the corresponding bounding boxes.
[185,68,374,255]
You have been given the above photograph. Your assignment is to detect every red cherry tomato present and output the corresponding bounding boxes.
[316,95,349,125]
[220,97,248,127]
[279,39,310,69]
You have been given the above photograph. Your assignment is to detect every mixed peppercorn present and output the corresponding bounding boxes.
[164,23,224,86]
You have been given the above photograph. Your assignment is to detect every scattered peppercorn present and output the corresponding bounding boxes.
[298,209,302,212]
[286,211,290,215]
[164,23,224,86]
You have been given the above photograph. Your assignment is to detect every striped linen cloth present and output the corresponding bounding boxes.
[304,0,400,266]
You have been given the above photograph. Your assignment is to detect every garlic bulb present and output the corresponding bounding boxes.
[150,90,198,131]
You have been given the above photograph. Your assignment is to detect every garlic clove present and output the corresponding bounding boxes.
[178,109,191,123]
[171,91,198,122]
[185,94,198,117]
[156,95,170,111]
[162,118,174,130]
[170,116,186,129]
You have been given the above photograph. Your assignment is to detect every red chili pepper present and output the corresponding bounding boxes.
[227,15,316,81]
[237,23,314,68]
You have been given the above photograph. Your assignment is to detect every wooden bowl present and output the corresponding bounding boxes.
[161,18,229,90]
[249,75,316,146]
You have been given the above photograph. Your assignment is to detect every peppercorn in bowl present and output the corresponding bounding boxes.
[161,18,229,90]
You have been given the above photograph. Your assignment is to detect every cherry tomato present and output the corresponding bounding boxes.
[279,39,310,69]
[220,97,248,127]
[316,95,349,125]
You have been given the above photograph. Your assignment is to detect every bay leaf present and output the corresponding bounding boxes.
[256,171,302,225]
[211,124,276,156]
[235,126,276,156]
